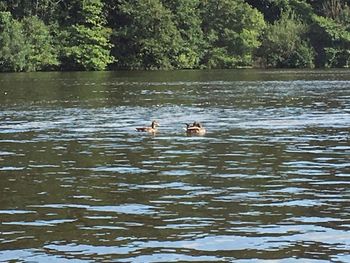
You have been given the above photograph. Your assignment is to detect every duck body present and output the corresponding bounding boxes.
[184,122,206,135]
[136,120,159,133]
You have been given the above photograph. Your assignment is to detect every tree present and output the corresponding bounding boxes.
[162,0,204,68]
[244,0,287,22]
[111,0,184,69]
[0,12,26,71]
[22,16,59,71]
[2,0,350,71]
[201,0,266,68]
[245,0,315,23]
[311,5,350,67]
[257,11,315,68]
[0,12,59,72]
[0,0,62,23]
[60,0,114,71]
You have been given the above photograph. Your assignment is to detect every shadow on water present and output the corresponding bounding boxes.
[0,69,350,262]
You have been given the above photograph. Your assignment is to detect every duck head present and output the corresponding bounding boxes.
[151,120,160,128]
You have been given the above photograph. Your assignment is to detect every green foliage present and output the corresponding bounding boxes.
[2,0,350,71]
[112,0,184,69]
[0,2,6,12]
[0,12,26,72]
[313,14,350,42]
[163,0,205,69]
[0,0,61,23]
[61,0,114,70]
[257,11,315,68]
[21,16,59,71]
[312,7,350,67]
[201,0,266,68]
[0,12,58,72]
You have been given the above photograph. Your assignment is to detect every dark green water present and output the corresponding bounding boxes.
[0,69,349,262]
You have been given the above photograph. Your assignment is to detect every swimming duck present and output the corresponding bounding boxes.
[184,122,206,134]
[136,120,160,133]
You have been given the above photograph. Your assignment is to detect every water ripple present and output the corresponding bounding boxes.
[0,70,349,262]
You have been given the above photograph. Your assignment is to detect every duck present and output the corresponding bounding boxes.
[135,120,160,133]
[184,122,206,134]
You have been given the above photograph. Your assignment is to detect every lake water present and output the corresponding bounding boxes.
[0,69,349,262]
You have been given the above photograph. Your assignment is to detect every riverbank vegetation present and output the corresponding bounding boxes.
[1,0,350,71]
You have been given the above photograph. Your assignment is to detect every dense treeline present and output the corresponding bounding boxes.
[1,0,350,71]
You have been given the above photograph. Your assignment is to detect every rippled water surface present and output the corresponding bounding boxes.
[1,70,350,262]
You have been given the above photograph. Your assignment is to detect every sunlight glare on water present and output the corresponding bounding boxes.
[0,69,350,262]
